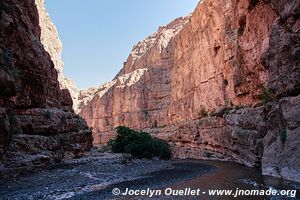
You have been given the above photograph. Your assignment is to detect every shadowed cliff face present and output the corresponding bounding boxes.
[35,0,80,112]
[0,0,93,167]
[79,0,300,182]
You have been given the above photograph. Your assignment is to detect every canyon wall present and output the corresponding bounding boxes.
[35,0,80,112]
[80,0,277,142]
[79,0,300,182]
[0,0,92,168]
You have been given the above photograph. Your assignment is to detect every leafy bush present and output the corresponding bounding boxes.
[108,126,171,160]
[260,86,276,104]
[280,129,287,145]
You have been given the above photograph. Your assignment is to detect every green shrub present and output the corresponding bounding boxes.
[223,109,230,116]
[260,86,276,104]
[198,105,208,118]
[108,126,171,160]
[234,105,245,110]
[225,99,233,107]
[44,110,51,119]
[280,129,287,145]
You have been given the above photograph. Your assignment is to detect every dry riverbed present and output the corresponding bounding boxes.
[0,147,299,200]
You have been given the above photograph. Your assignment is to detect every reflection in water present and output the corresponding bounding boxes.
[73,159,299,199]
[167,160,299,200]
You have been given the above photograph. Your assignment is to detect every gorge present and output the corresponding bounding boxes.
[78,0,300,183]
[0,0,299,195]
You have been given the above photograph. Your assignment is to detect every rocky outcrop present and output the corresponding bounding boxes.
[145,106,267,168]
[79,0,300,182]
[260,0,300,182]
[261,0,300,98]
[262,95,300,182]
[35,0,79,112]
[0,0,92,167]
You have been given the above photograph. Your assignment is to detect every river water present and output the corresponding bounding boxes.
[0,157,299,200]
[72,160,299,200]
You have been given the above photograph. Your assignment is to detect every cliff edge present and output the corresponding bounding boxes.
[0,0,93,168]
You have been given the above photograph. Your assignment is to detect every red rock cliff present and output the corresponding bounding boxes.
[0,0,93,167]
[79,0,300,182]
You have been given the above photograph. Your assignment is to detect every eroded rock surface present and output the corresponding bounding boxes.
[36,0,80,112]
[262,95,300,182]
[0,0,92,168]
[79,0,300,182]
[79,0,277,142]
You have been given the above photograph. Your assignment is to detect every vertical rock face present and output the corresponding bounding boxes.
[79,0,300,182]
[0,0,92,167]
[79,16,191,144]
[260,0,300,182]
[262,95,300,182]
[80,0,277,142]
[261,0,300,97]
[35,0,80,112]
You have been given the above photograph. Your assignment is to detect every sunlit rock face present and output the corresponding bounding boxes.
[0,0,92,167]
[79,16,191,144]
[35,0,80,112]
[79,0,300,182]
[80,0,277,141]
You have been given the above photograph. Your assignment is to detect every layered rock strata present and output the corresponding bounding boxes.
[79,0,300,182]
[0,0,93,167]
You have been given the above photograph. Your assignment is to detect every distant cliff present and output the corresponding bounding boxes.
[79,0,300,182]
[35,0,80,112]
[0,0,92,168]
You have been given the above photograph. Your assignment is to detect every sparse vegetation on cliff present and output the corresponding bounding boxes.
[108,126,171,160]
[280,129,287,145]
[198,105,208,118]
[210,107,232,117]
[260,85,276,104]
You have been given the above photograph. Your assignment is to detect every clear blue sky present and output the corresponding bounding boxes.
[46,0,199,89]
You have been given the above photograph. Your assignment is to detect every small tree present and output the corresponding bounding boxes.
[108,126,171,160]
